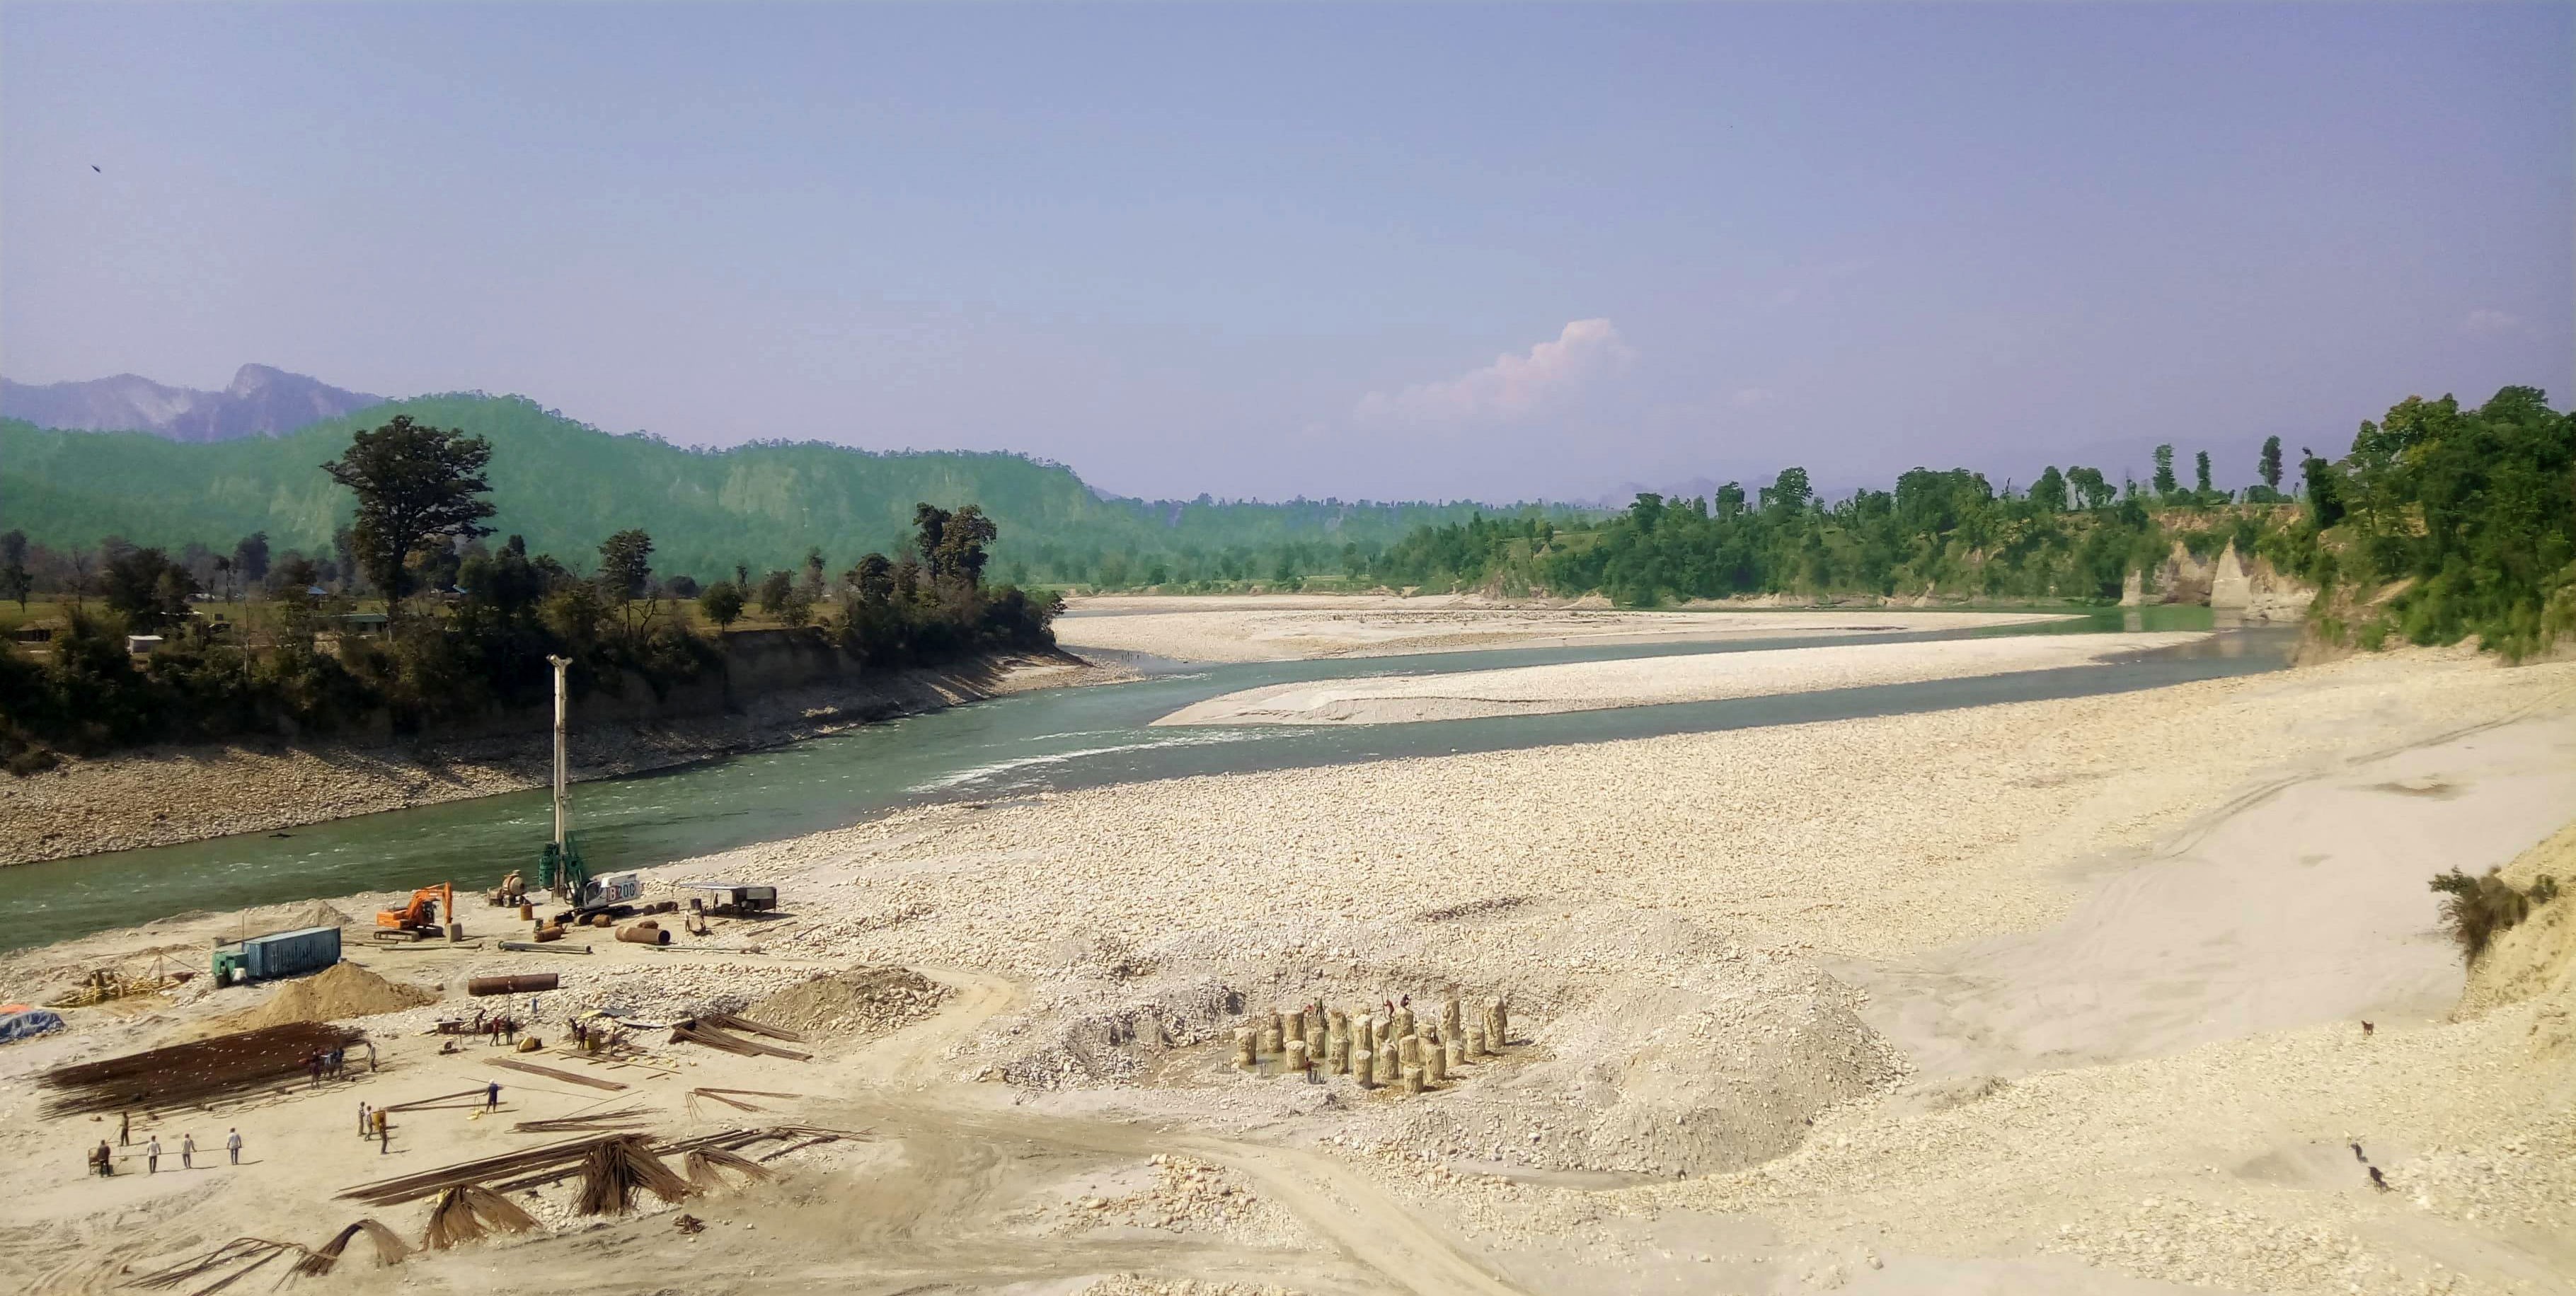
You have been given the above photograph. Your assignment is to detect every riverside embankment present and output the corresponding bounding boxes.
[0,648,1112,867]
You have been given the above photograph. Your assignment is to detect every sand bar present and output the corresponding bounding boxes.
[1055,594,2081,662]
[1154,629,2209,725]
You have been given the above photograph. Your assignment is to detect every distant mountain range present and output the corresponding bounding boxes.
[0,364,386,442]
[1,393,1565,584]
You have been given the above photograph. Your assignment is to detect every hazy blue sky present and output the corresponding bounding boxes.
[5,4,2568,503]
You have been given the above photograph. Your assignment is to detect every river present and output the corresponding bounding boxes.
[1,608,2282,952]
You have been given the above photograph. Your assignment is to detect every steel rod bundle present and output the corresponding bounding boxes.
[573,1135,696,1216]
[339,1126,857,1207]
[513,1105,658,1133]
[695,1011,803,1042]
[40,1022,361,1117]
[668,1018,810,1060]
[484,1058,627,1090]
[125,1237,308,1296]
[293,1220,409,1275]
[684,1146,780,1191]
[422,1184,541,1249]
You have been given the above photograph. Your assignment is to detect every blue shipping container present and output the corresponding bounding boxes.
[241,925,342,980]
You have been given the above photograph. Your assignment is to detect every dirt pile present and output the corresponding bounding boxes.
[2457,821,2576,1045]
[749,966,948,1038]
[214,960,439,1031]
[981,906,1907,1177]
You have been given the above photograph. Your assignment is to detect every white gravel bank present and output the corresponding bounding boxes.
[1154,630,2209,726]
[1056,596,2077,664]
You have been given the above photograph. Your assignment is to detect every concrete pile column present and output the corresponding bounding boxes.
[1284,1038,1309,1077]
[1423,1029,1447,1083]
[1353,1046,1375,1088]
[1304,1017,1328,1070]
[1441,997,1463,1041]
[1260,1018,1284,1058]
[1326,1012,1350,1075]
[1234,1028,1258,1070]
[1484,998,1508,1051]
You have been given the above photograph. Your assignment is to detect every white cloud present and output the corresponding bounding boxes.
[1356,318,1633,427]
[1729,386,1778,410]
[2461,308,2521,335]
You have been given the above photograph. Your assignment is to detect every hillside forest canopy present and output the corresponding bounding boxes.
[0,393,1587,594]
[1365,387,2571,658]
[0,415,1063,773]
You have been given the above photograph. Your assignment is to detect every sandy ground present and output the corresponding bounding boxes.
[0,652,1122,867]
[1154,630,2208,725]
[4,642,2574,1295]
[1055,594,2079,663]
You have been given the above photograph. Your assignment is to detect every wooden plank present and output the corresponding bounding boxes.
[485,1058,627,1091]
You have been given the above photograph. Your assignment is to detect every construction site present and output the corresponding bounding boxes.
[1,638,2573,1296]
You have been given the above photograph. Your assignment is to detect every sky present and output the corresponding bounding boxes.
[4,4,2570,504]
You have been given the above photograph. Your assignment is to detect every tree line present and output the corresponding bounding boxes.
[0,415,1061,773]
[1366,386,2572,661]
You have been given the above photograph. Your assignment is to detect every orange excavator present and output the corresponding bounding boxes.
[375,883,456,942]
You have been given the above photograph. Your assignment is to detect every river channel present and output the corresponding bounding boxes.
[2,608,2282,952]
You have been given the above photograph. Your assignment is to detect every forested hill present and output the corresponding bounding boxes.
[0,395,1543,586]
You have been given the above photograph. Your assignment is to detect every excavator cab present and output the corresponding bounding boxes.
[374,883,456,942]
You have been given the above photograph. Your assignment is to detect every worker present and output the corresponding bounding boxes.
[485,1081,502,1112]
[92,1140,114,1176]
[146,1135,161,1174]
[372,1109,389,1153]
[181,1133,195,1170]
[503,1017,518,1045]
[118,1111,130,1146]
[226,1128,242,1166]
[358,1101,371,1138]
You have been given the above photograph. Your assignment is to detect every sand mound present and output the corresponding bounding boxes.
[2460,819,2576,1030]
[215,960,439,1032]
[749,967,948,1037]
[290,902,357,929]
[982,906,1906,1177]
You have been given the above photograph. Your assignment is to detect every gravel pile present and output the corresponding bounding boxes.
[747,967,948,1038]
[1059,1155,1311,1249]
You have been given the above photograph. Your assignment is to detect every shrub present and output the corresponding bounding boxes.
[2429,867,2547,963]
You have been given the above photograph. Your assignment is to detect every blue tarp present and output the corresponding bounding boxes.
[0,1009,64,1044]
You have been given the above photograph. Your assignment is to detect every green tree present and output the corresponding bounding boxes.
[232,532,270,585]
[2151,444,2178,497]
[697,579,745,630]
[2194,449,2213,496]
[847,552,895,604]
[2301,446,2345,527]
[800,546,826,599]
[0,531,29,611]
[597,528,655,600]
[102,546,196,630]
[2029,467,2069,513]
[2258,436,2284,491]
[2066,466,2112,511]
[321,415,496,603]
[1771,468,1812,516]
[755,569,807,623]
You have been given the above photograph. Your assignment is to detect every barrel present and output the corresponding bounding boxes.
[468,973,560,997]
[616,922,669,946]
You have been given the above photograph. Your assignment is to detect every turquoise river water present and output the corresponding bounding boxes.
[1,608,2281,953]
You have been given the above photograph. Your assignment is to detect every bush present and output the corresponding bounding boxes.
[2429,867,2551,963]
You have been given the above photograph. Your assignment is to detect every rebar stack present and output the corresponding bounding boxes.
[38,1022,362,1116]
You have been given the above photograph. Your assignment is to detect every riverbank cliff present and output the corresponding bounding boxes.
[0,648,1120,866]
